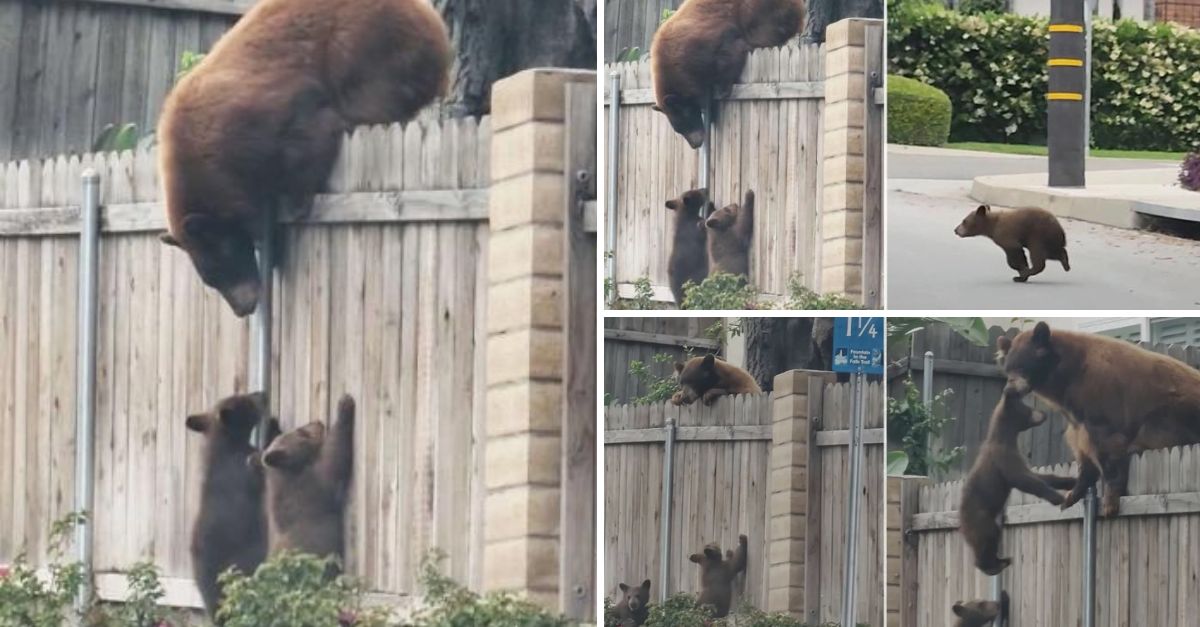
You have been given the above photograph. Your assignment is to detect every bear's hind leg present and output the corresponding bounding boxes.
[1023,244,1048,280]
[1056,247,1071,271]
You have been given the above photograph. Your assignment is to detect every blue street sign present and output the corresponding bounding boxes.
[832,317,884,375]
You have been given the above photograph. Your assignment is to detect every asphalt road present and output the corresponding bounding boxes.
[887,179,1200,309]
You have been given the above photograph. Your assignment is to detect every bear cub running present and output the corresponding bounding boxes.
[954,204,1070,283]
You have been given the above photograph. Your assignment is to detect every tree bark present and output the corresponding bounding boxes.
[802,0,883,43]
[743,318,835,391]
[433,0,597,117]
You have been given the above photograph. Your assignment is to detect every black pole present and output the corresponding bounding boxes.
[1047,0,1087,187]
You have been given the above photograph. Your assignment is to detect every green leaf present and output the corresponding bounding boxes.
[887,450,911,476]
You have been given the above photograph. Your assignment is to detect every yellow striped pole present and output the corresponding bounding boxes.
[1047,0,1087,187]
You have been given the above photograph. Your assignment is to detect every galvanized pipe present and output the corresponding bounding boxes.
[605,71,620,304]
[74,170,101,611]
[921,350,933,404]
[252,209,274,447]
[1082,486,1097,627]
[840,373,865,627]
[658,417,677,601]
[699,101,712,215]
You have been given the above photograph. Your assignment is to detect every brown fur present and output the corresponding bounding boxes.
[651,1,804,148]
[260,394,356,565]
[958,392,1074,575]
[706,190,754,278]
[952,591,1008,627]
[158,0,450,316]
[689,535,747,618]
[187,392,280,618]
[954,204,1070,282]
[997,322,1200,516]
[613,579,651,626]
[672,354,762,406]
[666,189,711,306]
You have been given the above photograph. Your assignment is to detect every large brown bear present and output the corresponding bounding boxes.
[158,0,451,316]
[689,534,747,618]
[260,394,356,565]
[958,390,1075,575]
[997,322,1200,516]
[187,391,280,618]
[706,190,754,278]
[952,591,1008,627]
[666,188,710,306]
[651,0,804,147]
[954,204,1070,283]
[672,354,761,406]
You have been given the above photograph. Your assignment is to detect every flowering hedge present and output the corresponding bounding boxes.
[888,0,1200,151]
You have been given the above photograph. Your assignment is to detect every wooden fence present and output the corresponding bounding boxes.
[603,18,883,306]
[0,68,597,620]
[603,0,678,62]
[893,445,1200,627]
[605,374,885,625]
[603,317,722,405]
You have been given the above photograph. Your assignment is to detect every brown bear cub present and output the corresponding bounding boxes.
[666,188,711,306]
[959,390,1075,575]
[997,322,1200,516]
[952,591,1009,627]
[613,579,651,626]
[954,204,1070,283]
[187,391,281,618]
[651,1,804,147]
[689,534,748,618]
[672,354,762,406]
[260,394,356,566]
[706,190,755,279]
[158,0,451,316]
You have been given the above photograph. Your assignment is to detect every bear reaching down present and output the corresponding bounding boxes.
[187,391,280,618]
[953,204,1070,283]
[958,390,1075,575]
[158,0,451,316]
[260,394,356,565]
[690,534,748,618]
[706,190,755,279]
[952,591,1009,627]
[613,579,651,626]
[666,188,710,306]
[651,1,804,147]
[672,354,761,406]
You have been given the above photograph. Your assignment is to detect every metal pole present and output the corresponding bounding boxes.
[840,372,865,627]
[1047,0,1088,187]
[1083,0,1094,158]
[605,71,620,305]
[699,102,712,216]
[74,170,101,614]
[658,418,677,602]
[991,528,1003,607]
[252,209,274,447]
[921,351,933,404]
[1082,486,1097,627]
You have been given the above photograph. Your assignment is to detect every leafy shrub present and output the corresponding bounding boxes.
[176,51,207,81]
[782,277,862,310]
[957,0,1007,15]
[216,552,390,627]
[682,273,862,310]
[887,378,963,476]
[0,513,87,627]
[887,75,952,147]
[1179,152,1200,191]
[643,593,712,627]
[889,4,1200,150]
[90,562,176,627]
[409,552,570,626]
[629,352,686,405]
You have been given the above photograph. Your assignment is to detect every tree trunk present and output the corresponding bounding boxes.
[433,0,597,117]
[743,318,835,391]
[802,0,884,43]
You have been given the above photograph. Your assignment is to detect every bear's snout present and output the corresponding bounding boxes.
[954,224,967,237]
[684,129,706,150]
[221,280,262,318]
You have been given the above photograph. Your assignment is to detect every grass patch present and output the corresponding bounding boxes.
[945,142,1185,161]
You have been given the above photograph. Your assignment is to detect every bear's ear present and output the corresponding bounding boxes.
[182,214,220,242]
[702,354,716,368]
[186,414,211,433]
[1032,321,1052,346]
[975,204,990,216]
[618,583,628,592]
[688,553,703,564]
[951,602,966,617]
[704,546,722,561]
[263,448,289,468]
[665,199,679,210]
[159,232,183,248]
[642,579,651,590]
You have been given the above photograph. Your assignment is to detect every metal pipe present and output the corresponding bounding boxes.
[921,350,933,404]
[252,209,274,447]
[699,101,712,215]
[1083,0,1094,159]
[991,524,1003,609]
[1082,486,1097,627]
[74,170,101,613]
[840,373,865,627]
[658,417,677,601]
[605,71,620,305]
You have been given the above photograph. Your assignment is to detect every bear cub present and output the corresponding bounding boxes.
[666,188,711,306]
[613,579,651,626]
[959,390,1075,575]
[260,394,356,566]
[952,590,1009,627]
[690,534,748,618]
[954,204,1070,283]
[672,354,762,406]
[187,391,281,618]
[706,190,755,279]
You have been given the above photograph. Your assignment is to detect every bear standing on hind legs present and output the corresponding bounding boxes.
[158,0,451,316]
[706,189,754,279]
[689,534,748,618]
[666,188,711,306]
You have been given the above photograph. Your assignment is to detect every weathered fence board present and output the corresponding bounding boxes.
[604,0,678,62]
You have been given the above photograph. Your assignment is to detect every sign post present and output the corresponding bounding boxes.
[833,317,883,627]
[1047,0,1089,187]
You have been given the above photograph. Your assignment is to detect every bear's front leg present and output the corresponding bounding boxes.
[1003,247,1031,282]
[702,388,729,405]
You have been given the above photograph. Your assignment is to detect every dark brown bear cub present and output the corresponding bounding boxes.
[954,204,1070,282]
[959,390,1075,575]
[672,354,761,406]
[187,391,280,618]
[706,190,755,279]
[666,188,710,306]
[689,534,748,618]
[613,579,651,626]
[159,0,451,316]
[261,394,356,566]
[952,591,1008,627]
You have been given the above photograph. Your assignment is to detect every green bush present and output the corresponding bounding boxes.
[887,75,952,147]
[889,3,1200,150]
[216,552,391,627]
[957,0,1006,15]
[0,513,88,627]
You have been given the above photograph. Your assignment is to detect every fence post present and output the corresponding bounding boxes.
[1082,486,1097,627]
[605,71,620,304]
[840,373,865,627]
[767,369,832,618]
[73,170,101,616]
[483,67,594,611]
[658,417,677,601]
